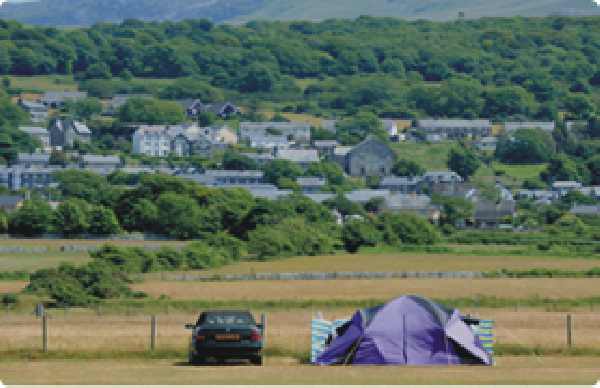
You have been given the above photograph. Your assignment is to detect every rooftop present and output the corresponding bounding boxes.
[19,126,48,135]
[417,119,492,129]
[276,149,319,163]
[82,155,121,164]
[296,177,326,186]
[380,176,421,186]
[504,122,556,132]
[17,153,50,163]
[552,181,582,189]
[204,170,264,178]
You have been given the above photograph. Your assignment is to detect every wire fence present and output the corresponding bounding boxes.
[0,310,598,355]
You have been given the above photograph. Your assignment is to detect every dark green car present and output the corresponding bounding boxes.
[186,310,263,365]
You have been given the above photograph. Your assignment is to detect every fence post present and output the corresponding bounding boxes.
[42,313,48,353]
[566,314,573,348]
[261,313,267,348]
[150,315,157,351]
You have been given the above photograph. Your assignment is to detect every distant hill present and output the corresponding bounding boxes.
[0,0,599,26]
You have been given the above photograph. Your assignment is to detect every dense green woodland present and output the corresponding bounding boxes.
[0,17,598,119]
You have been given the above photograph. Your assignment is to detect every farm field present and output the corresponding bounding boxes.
[135,278,600,301]
[2,239,597,274]
[7,75,78,92]
[0,356,599,384]
[0,309,598,355]
[187,251,600,276]
[0,239,186,272]
[0,252,91,272]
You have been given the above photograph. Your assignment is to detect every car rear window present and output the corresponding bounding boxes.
[201,312,254,326]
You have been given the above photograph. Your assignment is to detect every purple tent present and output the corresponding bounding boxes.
[316,295,491,366]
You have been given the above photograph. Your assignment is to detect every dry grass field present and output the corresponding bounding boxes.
[0,281,26,293]
[1,356,599,384]
[187,252,600,276]
[0,309,598,353]
[136,278,600,301]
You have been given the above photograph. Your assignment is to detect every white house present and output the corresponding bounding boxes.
[132,125,172,157]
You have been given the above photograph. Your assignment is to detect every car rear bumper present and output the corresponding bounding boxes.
[193,345,262,358]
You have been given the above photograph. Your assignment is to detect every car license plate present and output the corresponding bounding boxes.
[215,334,240,341]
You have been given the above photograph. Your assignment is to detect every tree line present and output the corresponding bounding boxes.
[0,17,597,120]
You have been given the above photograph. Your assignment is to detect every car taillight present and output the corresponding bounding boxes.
[250,328,262,342]
[196,335,206,342]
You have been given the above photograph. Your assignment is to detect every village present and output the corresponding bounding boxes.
[0,90,596,230]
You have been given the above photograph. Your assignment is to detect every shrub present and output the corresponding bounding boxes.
[183,242,229,269]
[1,293,18,306]
[9,199,54,237]
[342,219,381,253]
[378,213,439,245]
[248,218,336,260]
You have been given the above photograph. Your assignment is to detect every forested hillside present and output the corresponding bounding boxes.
[0,17,598,120]
[1,0,599,25]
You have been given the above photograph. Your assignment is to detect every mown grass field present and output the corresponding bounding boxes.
[391,141,456,170]
[1,356,600,385]
[7,75,78,92]
[0,252,91,272]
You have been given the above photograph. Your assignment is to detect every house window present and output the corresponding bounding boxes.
[361,167,366,176]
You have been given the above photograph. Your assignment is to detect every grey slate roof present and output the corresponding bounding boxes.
[552,181,582,189]
[333,146,353,156]
[313,140,339,147]
[379,176,421,186]
[19,126,48,136]
[504,121,556,132]
[73,121,92,135]
[241,153,274,162]
[296,177,326,187]
[417,119,492,129]
[385,194,432,211]
[570,205,600,216]
[276,149,319,163]
[19,100,47,110]
[17,153,50,164]
[41,91,87,104]
[82,155,121,165]
[423,171,463,183]
[204,170,264,178]
[345,189,391,203]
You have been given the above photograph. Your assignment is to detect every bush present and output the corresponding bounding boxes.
[1,293,18,306]
[183,242,230,269]
[342,219,380,253]
[9,199,54,237]
[378,213,440,245]
[26,265,114,306]
[248,218,336,260]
